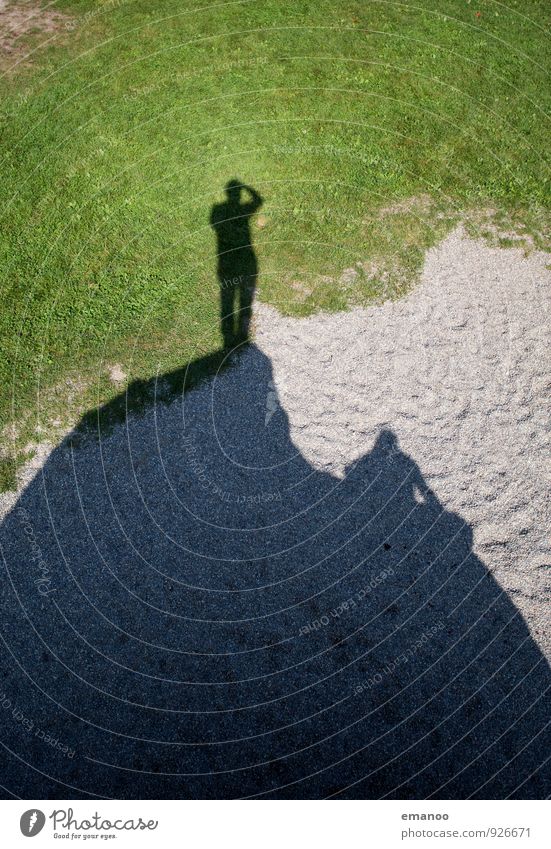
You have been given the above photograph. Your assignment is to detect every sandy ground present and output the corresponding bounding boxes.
[0,227,549,799]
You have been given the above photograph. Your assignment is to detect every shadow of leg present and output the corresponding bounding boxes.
[238,272,256,342]
[220,281,237,348]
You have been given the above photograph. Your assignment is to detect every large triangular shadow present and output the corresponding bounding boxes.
[0,339,549,800]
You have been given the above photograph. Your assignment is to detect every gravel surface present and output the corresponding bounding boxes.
[0,227,549,799]
[256,227,551,655]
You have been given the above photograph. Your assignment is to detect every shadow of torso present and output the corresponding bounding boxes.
[0,346,549,798]
[210,189,261,347]
[210,198,258,276]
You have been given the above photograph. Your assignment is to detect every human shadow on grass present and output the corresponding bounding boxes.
[0,340,549,800]
[77,179,263,433]
[210,179,263,349]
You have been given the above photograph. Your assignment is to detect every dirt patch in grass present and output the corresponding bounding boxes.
[107,363,127,385]
[376,194,434,219]
[463,206,551,253]
[0,0,74,69]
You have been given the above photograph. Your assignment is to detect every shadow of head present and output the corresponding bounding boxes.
[225,178,243,202]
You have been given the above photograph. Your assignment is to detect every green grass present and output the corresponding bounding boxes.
[1,0,550,478]
[0,457,17,493]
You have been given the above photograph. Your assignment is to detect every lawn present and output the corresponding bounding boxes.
[0,0,549,485]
